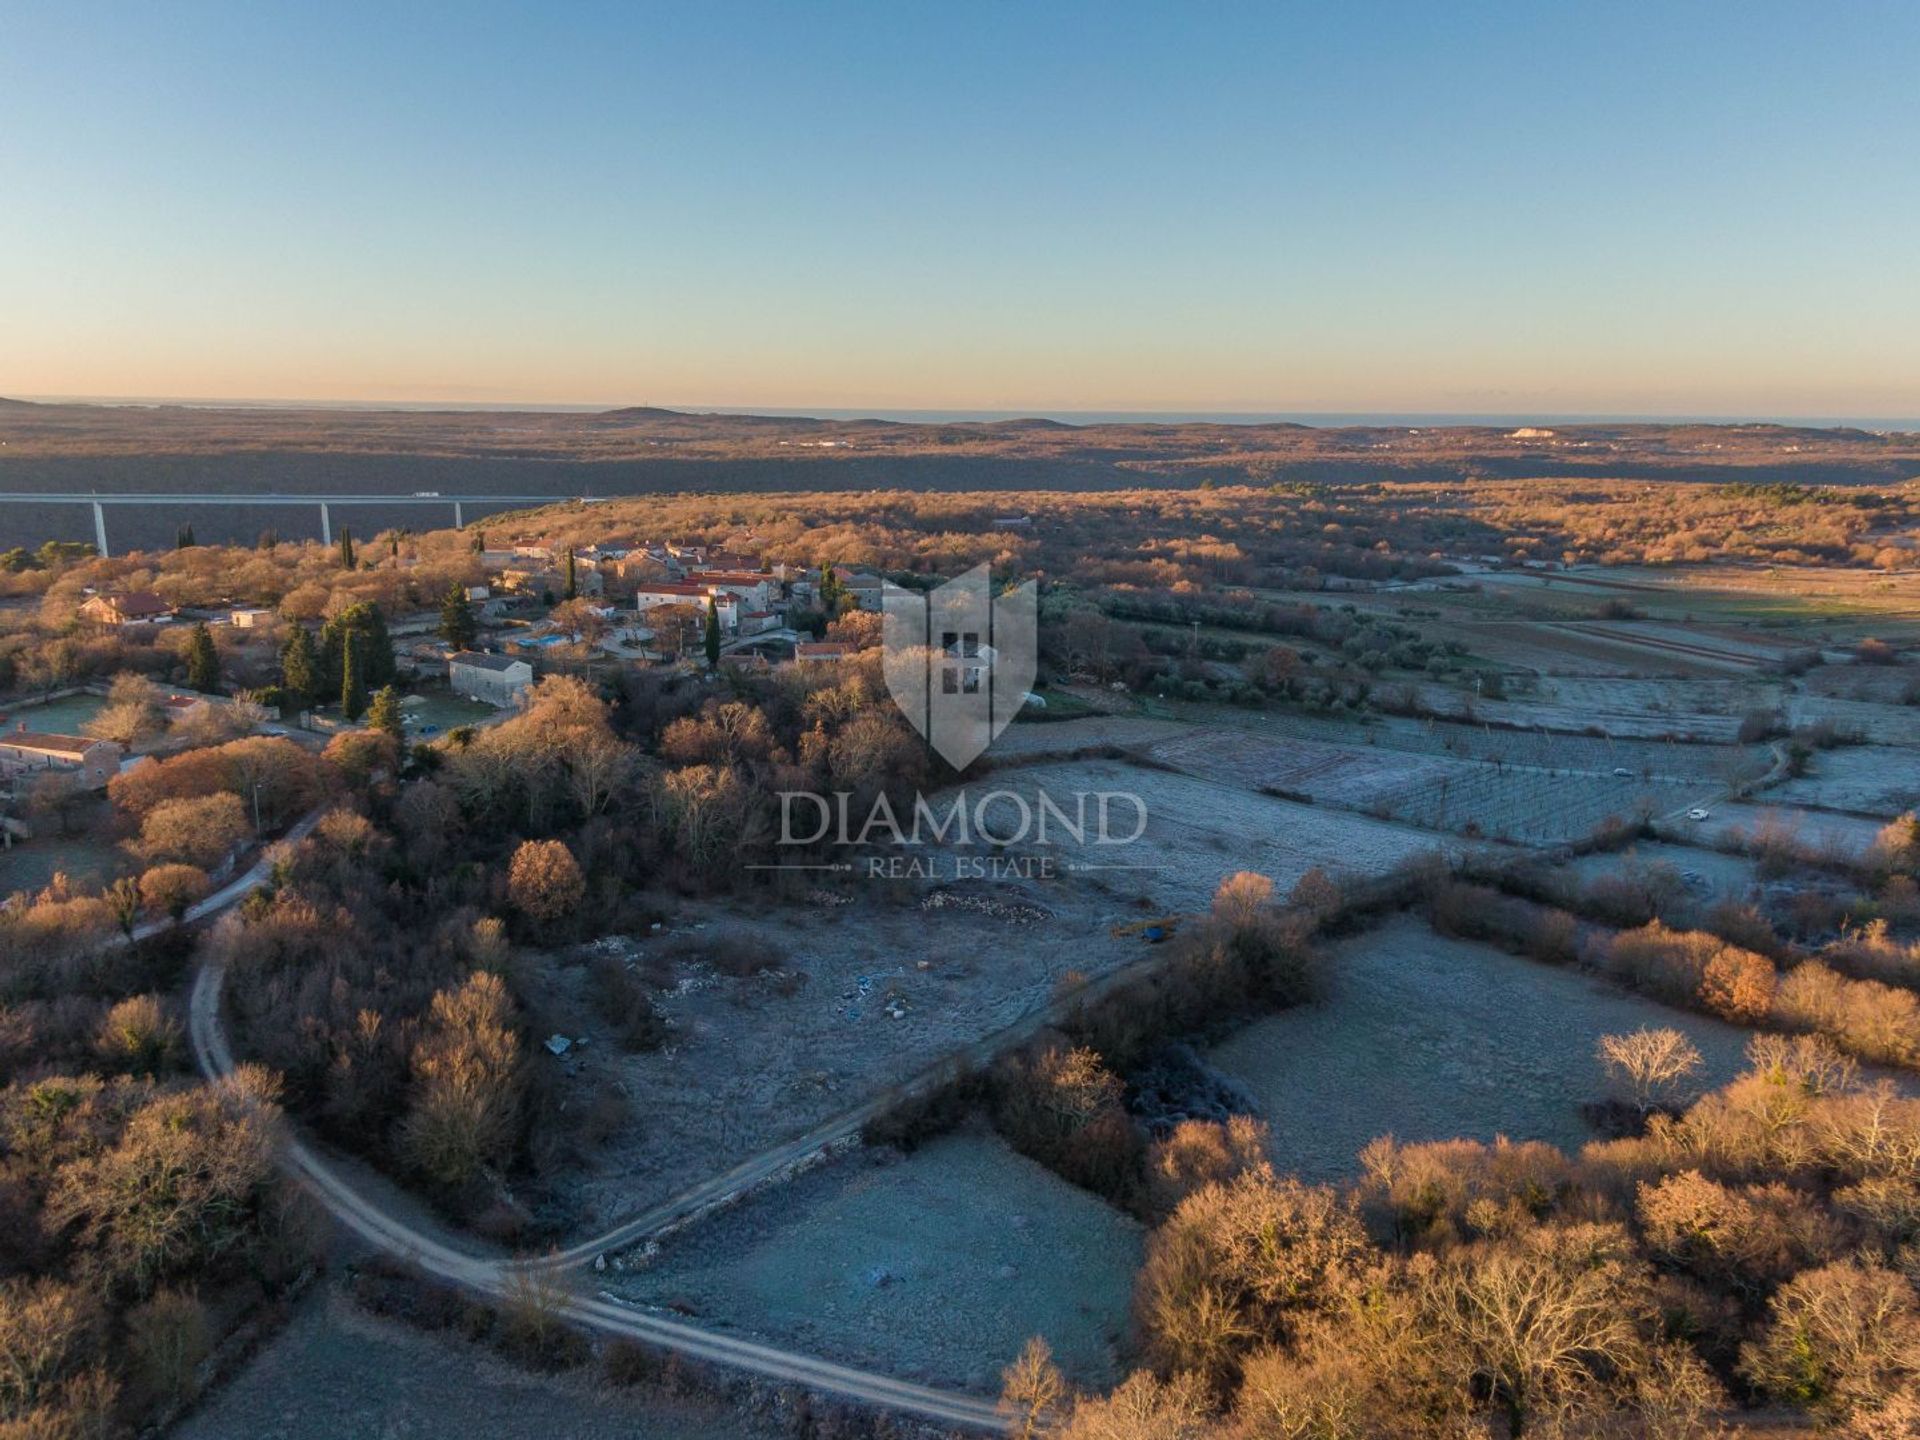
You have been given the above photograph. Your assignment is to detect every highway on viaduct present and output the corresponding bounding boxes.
[0,491,585,554]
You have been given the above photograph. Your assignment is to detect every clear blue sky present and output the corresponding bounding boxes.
[2,1,1916,415]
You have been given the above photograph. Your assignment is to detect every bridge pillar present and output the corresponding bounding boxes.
[454,500,464,529]
[91,500,109,558]
[319,502,331,547]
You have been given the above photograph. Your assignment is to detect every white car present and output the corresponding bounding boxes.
[1686,807,1711,822]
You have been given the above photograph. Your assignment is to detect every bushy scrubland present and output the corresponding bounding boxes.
[1007,1033,1920,1439]
[1427,858,1920,1071]
[0,483,1913,1432]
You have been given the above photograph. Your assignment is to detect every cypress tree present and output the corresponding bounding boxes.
[366,684,404,740]
[175,522,196,548]
[185,622,220,694]
[704,596,722,667]
[321,601,396,693]
[564,548,578,601]
[361,604,395,687]
[440,582,478,649]
[281,626,321,711]
[339,527,355,569]
[341,629,366,721]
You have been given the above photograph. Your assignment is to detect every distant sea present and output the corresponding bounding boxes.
[15,396,1920,431]
[711,408,1920,431]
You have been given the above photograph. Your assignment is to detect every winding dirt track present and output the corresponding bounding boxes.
[169,738,1744,1430]
[187,959,1006,1432]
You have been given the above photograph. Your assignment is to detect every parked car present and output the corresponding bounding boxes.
[1687,807,1711,822]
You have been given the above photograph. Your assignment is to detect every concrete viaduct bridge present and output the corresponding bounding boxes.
[0,492,579,556]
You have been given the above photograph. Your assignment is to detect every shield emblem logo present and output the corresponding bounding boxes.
[881,564,1037,771]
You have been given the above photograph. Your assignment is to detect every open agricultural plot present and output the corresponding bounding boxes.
[1402,675,1768,740]
[1143,724,1717,844]
[965,758,1458,909]
[1548,619,1783,673]
[1562,840,1763,906]
[1379,766,1719,843]
[1147,725,1464,810]
[1786,693,1920,746]
[1707,801,1897,862]
[1800,664,1920,704]
[1163,701,1760,784]
[1204,916,1761,1184]
[175,1291,782,1440]
[1462,565,1920,638]
[604,1130,1142,1393]
[1417,723,1760,783]
[1451,620,1711,677]
[1765,745,1920,817]
[986,713,1188,759]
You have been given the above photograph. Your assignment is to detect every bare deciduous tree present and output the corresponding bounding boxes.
[1599,1029,1703,1112]
[1000,1336,1068,1440]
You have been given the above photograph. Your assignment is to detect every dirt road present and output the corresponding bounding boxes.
[187,958,1005,1431]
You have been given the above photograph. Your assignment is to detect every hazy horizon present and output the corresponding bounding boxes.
[4,2,1918,413]
[11,392,1920,432]
[11,391,1920,437]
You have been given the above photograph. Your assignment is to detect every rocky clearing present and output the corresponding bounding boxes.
[536,881,1121,1234]
[539,757,1457,1236]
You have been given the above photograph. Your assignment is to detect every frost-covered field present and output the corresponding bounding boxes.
[1562,841,1763,905]
[1206,917,1759,1183]
[1709,802,1894,861]
[608,1132,1142,1391]
[177,1292,781,1440]
[1765,746,1920,818]
[968,759,1458,910]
